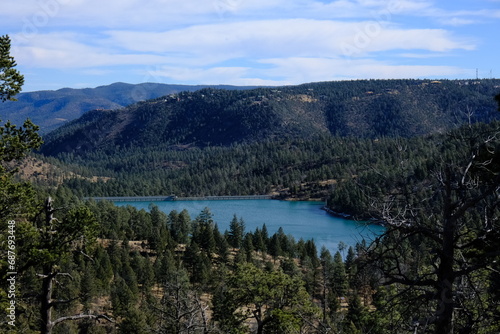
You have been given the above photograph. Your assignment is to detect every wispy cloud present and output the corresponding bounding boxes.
[14,19,474,66]
[257,57,469,83]
[439,18,477,26]
[1,0,497,90]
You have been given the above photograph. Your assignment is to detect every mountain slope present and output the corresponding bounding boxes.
[0,82,257,133]
[40,79,500,157]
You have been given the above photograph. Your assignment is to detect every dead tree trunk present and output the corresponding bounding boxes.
[38,197,113,334]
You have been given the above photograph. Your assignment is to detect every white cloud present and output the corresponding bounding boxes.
[1,0,223,31]
[9,17,475,77]
[146,65,290,86]
[134,56,472,86]
[4,0,484,32]
[439,18,477,26]
[2,0,495,90]
[11,32,169,68]
[398,52,448,59]
[106,19,474,59]
[258,57,470,83]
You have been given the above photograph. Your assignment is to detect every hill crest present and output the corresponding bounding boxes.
[0,82,258,133]
[39,79,500,157]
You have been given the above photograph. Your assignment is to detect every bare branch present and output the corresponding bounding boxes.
[52,313,114,327]
[49,297,79,307]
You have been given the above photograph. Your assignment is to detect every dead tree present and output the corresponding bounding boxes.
[365,122,500,334]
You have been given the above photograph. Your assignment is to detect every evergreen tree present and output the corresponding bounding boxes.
[212,277,245,333]
[228,215,245,249]
[170,209,191,244]
[319,246,339,326]
[242,233,254,263]
[225,263,319,334]
[0,35,42,222]
[0,35,24,102]
[111,276,136,318]
[253,227,267,254]
[192,207,216,255]
[148,204,171,252]
[332,251,348,297]
[213,224,230,263]
[344,292,369,333]
[20,200,113,334]
[80,264,97,311]
[119,308,149,334]
[94,245,113,292]
[184,241,211,285]
[154,250,176,284]
[268,233,282,259]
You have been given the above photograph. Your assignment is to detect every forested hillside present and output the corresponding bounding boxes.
[3,30,500,334]
[40,79,500,156]
[10,120,500,333]
[0,82,256,133]
[35,79,500,206]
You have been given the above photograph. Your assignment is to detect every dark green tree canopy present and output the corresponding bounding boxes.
[0,35,24,102]
[0,35,41,221]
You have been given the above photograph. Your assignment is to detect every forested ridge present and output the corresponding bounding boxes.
[2,32,500,333]
[36,79,500,206]
[7,121,500,333]
[33,121,499,221]
[40,79,500,156]
[0,82,258,134]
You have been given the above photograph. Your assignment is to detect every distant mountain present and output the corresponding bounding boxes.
[40,79,500,157]
[0,82,257,133]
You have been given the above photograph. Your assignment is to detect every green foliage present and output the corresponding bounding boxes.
[344,292,370,333]
[228,214,245,249]
[111,276,137,318]
[169,209,191,244]
[0,83,258,134]
[361,121,500,333]
[0,45,45,326]
[5,67,500,333]
[0,35,24,102]
[11,182,497,333]
[221,262,319,334]
[192,207,216,256]
[118,308,148,334]
[41,79,500,157]
[0,118,43,219]
[152,268,212,333]
[332,251,348,297]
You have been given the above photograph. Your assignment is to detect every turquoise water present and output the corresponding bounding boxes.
[115,199,384,253]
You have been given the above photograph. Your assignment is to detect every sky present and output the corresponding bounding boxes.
[2,0,500,92]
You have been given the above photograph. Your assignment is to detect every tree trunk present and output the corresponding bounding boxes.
[435,249,455,334]
[257,318,266,334]
[435,180,456,334]
[40,269,55,334]
[41,197,56,334]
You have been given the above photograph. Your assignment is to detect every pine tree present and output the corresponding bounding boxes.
[228,214,245,249]
[332,251,348,297]
[243,233,254,263]
[149,204,171,252]
[0,35,24,102]
[192,207,216,256]
[0,35,42,222]
[169,209,191,244]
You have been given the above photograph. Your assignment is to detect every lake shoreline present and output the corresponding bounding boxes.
[321,205,386,226]
[113,198,385,252]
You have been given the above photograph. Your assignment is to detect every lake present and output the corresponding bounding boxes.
[114,199,384,253]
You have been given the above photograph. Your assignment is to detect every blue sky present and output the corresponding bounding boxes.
[2,0,499,92]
